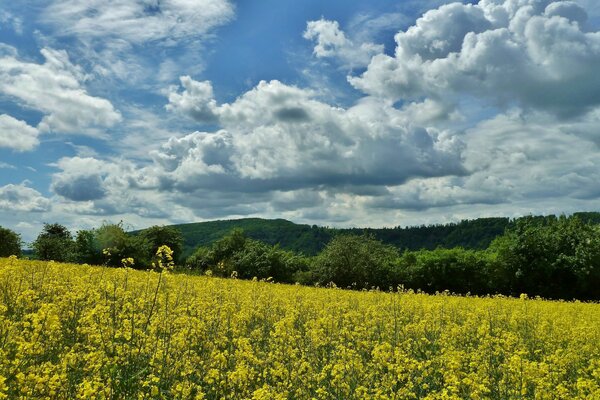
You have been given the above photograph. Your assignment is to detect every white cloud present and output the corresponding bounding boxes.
[349,0,600,117]
[0,183,51,212]
[0,162,16,169]
[303,19,384,69]
[166,77,219,123]
[19,0,234,84]
[51,157,111,201]
[42,0,235,45]
[0,48,122,135]
[0,114,40,151]
[368,107,600,212]
[164,79,465,191]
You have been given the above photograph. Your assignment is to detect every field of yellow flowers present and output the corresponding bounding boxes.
[0,257,599,399]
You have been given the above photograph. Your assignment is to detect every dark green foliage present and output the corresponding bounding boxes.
[0,226,22,257]
[169,218,334,257]
[74,229,103,265]
[185,229,308,282]
[137,225,184,263]
[310,234,399,289]
[167,217,512,258]
[95,222,148,268]
[394,248,494,295]
[32,223,75,262]
[489,215,600,299]
[346,217,511,251]
[16,212,600,300]
[73,224,184,268]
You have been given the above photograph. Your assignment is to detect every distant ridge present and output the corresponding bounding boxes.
[159,212,600,257]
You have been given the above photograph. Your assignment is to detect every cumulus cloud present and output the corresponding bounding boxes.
[166,77,220,123]
[0,47,121,135]
[18,0,600,229]
[0,183,51,212]
[366,107,600,213]
[164,79,465,192]
[51,158,106,201]
[349,0,600,117]
[0,114,40,151]
[304,19,384,69]
[49,155,175,220]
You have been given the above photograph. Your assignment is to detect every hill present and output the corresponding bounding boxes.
[173,218,333,257]
[168,212,600,256]
[170,216,514,256]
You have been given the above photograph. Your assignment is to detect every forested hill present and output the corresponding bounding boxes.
[171,212,600,256]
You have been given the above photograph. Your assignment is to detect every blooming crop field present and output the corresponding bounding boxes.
[0,257,599,399]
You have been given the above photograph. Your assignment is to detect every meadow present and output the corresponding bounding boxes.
[0,256,599,399]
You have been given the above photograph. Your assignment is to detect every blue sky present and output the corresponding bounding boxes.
[2,0,600,241]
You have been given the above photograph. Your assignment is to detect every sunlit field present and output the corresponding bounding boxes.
[0,257,599,399]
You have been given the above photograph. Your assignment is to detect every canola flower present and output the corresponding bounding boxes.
[0,257,599,399]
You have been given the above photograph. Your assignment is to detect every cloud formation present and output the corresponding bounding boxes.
[164,79,465,191]
[304,19,384,69]
[0,114,39,151]
[42,0,235,45]
[0,47,121,135]
[350,0,600,117]
[4,0,600,234]
[0,183,51,212]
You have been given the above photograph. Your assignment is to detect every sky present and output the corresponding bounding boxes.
[2,0,600,242]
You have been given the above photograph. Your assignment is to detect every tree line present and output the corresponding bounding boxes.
[1,214,599,300]
[0,222,185,269]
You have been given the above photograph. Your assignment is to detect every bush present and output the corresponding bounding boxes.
[185,229,308,282]
[395,248,493,295]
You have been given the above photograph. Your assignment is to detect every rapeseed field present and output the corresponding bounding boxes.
[0,256,599,399]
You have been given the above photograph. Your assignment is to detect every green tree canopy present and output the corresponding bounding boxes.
[95,222,147,267]
[489,215,600,299]
[311,234,399,289]
[138,225,184,262]
[0,226,22,257]
[32,223,74,262]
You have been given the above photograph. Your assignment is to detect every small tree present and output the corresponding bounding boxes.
[96,222,146,267]
[32,223,75,262]
[74,229,104,265]
[311,234,399,289]
[0,226,22,257]
[138,225,184,263]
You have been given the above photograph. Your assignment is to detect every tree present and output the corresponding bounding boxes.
[185,229,248,274]
[32,223,74,262]
[489,215,600,299]
[95,222,147,267]
[138,225,184,263]
[0,226,22,257]
[395,248,492,295]
[74,229,104,265]
[311,234,399,289]
[185,229,307,282]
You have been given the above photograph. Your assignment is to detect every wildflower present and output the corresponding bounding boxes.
[121,257,135,268]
